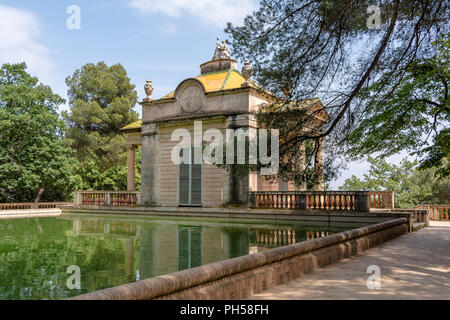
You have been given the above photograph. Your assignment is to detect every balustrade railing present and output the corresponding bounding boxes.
[369,191,395,210]
[0,202,72,210]
[74,191,141,207]
[249,191,371,212]
[414,204,450,221]
[255,228,298,246]
[254,228,332,247]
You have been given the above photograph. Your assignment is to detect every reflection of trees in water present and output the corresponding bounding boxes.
[0,217,138,300]
[0,216,348,300]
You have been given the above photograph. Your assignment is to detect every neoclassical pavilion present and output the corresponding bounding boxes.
[121,41,328,207]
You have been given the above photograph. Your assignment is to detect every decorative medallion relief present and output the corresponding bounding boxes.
[176,82,205,114]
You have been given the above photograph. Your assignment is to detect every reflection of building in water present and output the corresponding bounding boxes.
[178,226,202,270]
[138,224,178,279]
[223,228,249,259]
[306,230,330,240]
[201,227,230,265]
[71,217,336,283]
[251,228,333,253]
[72,218,137,236]
[254,228,297,248]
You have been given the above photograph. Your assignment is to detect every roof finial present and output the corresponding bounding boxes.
[241,60,252,87]
[144,79,154,102]
[213,36,232,60]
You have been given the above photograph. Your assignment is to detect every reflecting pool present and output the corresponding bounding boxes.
[0,214,369,299]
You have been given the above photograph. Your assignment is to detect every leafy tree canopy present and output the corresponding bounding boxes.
[226,0,449,177]
[347,35,449,177]
[63,62,139,168]
[339,156,449,208]
[0,63,77,202]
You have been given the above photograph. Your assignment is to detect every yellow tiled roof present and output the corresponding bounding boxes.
[161,69,253,99]
[120,120,142,131]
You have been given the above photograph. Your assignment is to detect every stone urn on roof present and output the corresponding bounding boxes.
[144,79,154,102]
[241,60,252,87]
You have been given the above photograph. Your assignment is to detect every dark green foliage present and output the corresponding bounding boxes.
[0,63,77,202]
[347,35,449,176]
[63,61,138,168]
[63,62,140,190]
[339,157,449,207]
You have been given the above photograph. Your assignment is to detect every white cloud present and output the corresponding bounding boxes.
[0,5,54,84]
[130,0,257,27]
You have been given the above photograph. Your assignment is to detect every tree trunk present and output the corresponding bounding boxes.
[33,188,44,208]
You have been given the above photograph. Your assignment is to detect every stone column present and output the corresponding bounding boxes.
[127,145,137,191]
[223,115,249,207]
[296,140,307,191]
[141,122,160,206]
[125,238,134,279]
[313,137,324,191]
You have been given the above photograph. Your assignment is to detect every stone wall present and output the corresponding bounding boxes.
[70,218,408,300]
[0,208,62,219]
[157,119,228,207]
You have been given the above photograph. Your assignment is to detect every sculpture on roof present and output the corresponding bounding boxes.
[144,79,154,102]
[213,37,232,60]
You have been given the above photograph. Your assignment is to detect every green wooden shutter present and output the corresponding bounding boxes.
[179,148,190,205]
[178,147,202,206]
[191,147,202,205]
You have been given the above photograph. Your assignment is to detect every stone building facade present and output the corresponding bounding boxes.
[121,43,328,207]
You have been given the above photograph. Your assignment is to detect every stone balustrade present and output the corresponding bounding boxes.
[414,204,449,221]
[249,191,371,212]
[73,191,141,207]
[255,228,298,247]
[412,209,430,225]
[392,208,430,227]
[0,202,72,210]
[369,191,395,210]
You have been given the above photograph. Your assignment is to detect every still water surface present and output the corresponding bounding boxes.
[0,214,369,299]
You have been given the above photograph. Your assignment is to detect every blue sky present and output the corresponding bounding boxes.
[0,0,257,104]
[0,0,410,188]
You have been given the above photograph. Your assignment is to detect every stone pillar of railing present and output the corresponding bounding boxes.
[297,193,307,210]
[105,192,111,206]
[248,192,256,208]
[354,191,370,212]
[136,192,142,206]
[423,210,430,226]
[73,191,82,206]
[386,191,395,210]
